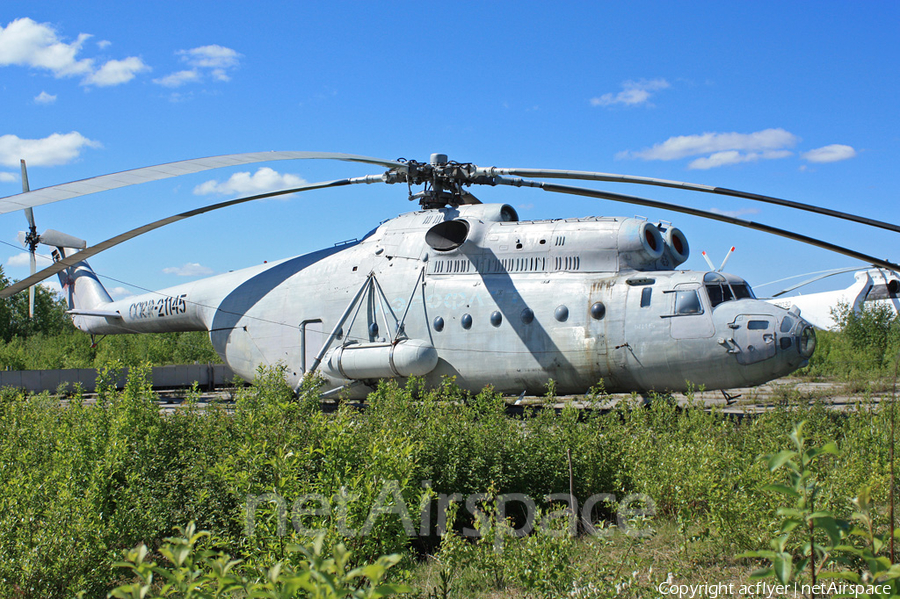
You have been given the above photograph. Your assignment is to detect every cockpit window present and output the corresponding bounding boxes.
[733,284,754,300]
[703,272,755,308]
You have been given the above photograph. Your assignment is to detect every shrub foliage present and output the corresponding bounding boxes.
[1,363,900,597]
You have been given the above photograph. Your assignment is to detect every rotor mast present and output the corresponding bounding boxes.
[386,153,491,209]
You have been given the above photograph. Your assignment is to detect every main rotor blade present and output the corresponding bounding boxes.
[482,167,900,234]
[755,266,864,292]
[495,176,900,272]
[0,175,383,299]
[0,151,401,217]
[769,267,866,298]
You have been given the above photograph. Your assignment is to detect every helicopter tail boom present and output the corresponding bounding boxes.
[58,258,212,335]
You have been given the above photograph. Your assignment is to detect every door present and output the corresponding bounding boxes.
[669,284,715,339]
[730,314,776,365]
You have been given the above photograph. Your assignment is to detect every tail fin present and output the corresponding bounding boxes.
[58,259,116,315]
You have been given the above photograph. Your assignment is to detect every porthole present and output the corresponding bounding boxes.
[433,316,444,332]
[490,311,503,327]
[461,313,473,330]
[521,308,534,324]
[590,302,606,320]
[555,305,569,322]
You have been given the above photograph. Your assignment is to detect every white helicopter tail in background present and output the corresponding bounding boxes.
[765,268,899,330]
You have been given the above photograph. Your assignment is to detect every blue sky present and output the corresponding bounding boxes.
[1,1,897,299]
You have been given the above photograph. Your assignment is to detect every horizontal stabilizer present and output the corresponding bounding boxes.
[66,309,122,319]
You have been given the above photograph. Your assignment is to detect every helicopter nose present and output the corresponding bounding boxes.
[777,311,816,361]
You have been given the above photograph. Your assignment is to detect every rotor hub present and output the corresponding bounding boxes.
[385,155,497,209]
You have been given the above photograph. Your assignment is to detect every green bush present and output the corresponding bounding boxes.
[803,302,900,379]
[1,365,900,597]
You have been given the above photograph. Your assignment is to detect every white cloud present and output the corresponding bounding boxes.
[154,69,200,88]
[96,39,111,50]
[40,280,62,295]
[624,129,799,161]
[688,149,794,170]
[618,128,799,169]
[709,207,761,218]
[0,17,146,87]
[163,263,214,277]
[0,132,101,167]
[34,90,56,104]
[0,172,16,183]
[6,253,31,267]
[591,79,670,107]
[193,167,307,196]
[179,45,240,69]
[801,144,856,163]
[6,252,52,268]
[155,45,241,88]
[82,56,149,86]
[108,286,133,298]
[0,17,93,77]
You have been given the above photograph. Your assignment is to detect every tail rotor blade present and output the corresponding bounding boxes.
[20,159,30,195]
[38,230,87,249]
[21,159,37,319]
[28,252,35,319]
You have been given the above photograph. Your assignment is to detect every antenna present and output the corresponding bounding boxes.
[702,247,736,272]
[719,246,736,271]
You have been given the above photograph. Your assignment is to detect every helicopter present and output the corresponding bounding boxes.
[1,151,898,398]
[764,267,899,330]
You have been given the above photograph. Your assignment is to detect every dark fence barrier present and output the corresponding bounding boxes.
[0,364,237,393]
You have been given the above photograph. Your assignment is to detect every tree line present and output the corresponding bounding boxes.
[0,266,220,370]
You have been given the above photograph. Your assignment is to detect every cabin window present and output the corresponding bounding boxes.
[674,290,702,315]
[555,305,569,322]
[640,288,652,308]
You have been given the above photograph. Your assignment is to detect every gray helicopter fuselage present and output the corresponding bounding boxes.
[64,203,815,397]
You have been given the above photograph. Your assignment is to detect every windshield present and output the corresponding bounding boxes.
[704,272,755,308]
